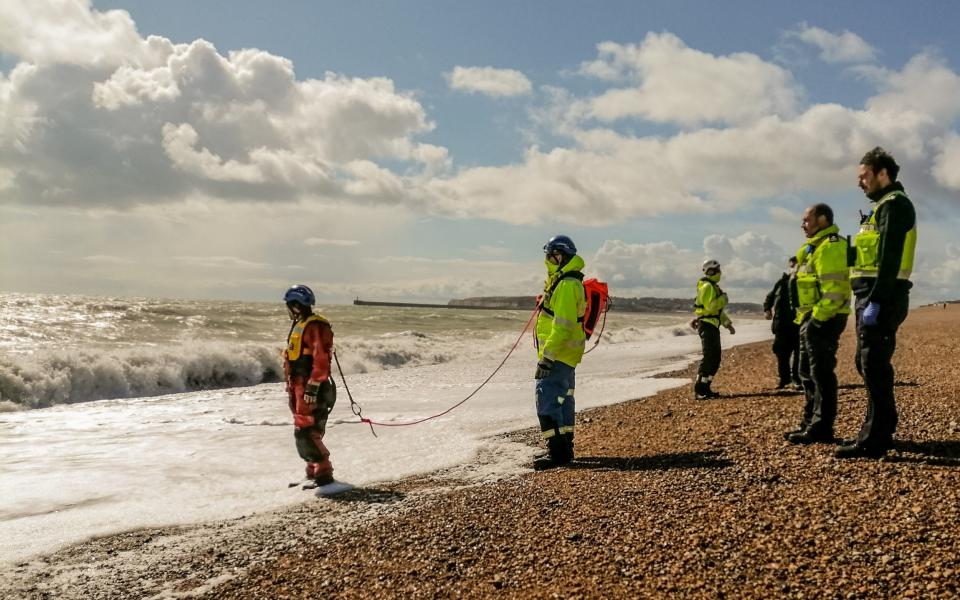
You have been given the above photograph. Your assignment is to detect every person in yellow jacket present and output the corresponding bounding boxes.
[784,204,851,445]
[534,235,587,470]
[837,147,917,459]
[690,259,735,399]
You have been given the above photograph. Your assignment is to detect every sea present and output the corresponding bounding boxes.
[0,292,772,565]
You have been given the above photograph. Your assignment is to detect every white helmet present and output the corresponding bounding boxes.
[702,259,720,273]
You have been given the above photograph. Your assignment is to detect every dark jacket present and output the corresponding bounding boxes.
[852,181,916,302]
[764,272,798,333]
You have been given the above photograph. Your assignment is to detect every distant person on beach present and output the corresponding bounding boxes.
[283,284,337,484]
[784,203,851,446]
[837,147,917,459]
[534,235,587,470]
[764,256,801,390]
[690,259,735,399]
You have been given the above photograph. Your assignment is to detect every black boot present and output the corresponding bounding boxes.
[534,434,572,470]
[703,381,721,399]
[694,376,710,400]
[563,432,575,463]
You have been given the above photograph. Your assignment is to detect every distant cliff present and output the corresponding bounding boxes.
[449,296,763,314]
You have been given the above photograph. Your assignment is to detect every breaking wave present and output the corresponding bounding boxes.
[0,330,498,409]
[0,343,284,409]
[0,314,692,409]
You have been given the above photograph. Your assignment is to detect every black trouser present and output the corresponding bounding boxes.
[772,323,800,385]
[854,292,910,448]
[698,323,721,378]
[797,314,847,434]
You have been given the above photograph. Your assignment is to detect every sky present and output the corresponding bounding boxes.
[2,0,960,305]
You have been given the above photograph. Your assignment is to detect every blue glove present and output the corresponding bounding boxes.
[861,302,880,327]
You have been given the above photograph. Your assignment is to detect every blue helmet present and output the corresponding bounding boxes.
[283,284,315,306]
[543,235,577,256]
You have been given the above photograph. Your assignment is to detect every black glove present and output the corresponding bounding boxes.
[304,381,321,406]
[535,358,554,380]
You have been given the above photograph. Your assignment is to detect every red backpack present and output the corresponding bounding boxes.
[538,274,610,343]
[581,278,610,340]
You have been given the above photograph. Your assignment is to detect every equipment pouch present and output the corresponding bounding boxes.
[855,231,879,270]
[320,379,337,415]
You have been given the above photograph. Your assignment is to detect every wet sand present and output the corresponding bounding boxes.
[4,305,959,599]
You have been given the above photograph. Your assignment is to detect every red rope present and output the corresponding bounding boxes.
[339,306,540,435]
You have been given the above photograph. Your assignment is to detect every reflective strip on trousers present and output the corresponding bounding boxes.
[542,425,575,439]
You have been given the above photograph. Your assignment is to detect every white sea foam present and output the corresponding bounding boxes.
[0,343,283,408]
[0,293,702,408]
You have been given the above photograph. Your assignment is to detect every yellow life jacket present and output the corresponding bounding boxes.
[286,314,330,361]
[793,224,851,323]
[850,190,917,281]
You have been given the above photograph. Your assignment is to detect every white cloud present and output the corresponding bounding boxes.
[769,206,799,223]
[0,3,446,208]
[304,238,361,247]
[932,133,960,190]
[578,33,802,127]
[173,256,270,269]
[591,239,698,290]
[785,24,876,64]
[704,232,791,286]
[82,254,134,265]
[446,66,532,97]
[862,53,960,124]
[0,0,146,68]
[590,232,790,298]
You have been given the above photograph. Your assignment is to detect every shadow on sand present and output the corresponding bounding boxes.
[325,487,407,504]
[886,440,960,467]
[568,450,733,472]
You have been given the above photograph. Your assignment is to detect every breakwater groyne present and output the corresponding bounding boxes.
[353,298,522,310]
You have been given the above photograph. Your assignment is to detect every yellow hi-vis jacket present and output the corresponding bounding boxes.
[694,273,732,329]
[794,224,852,324]
[850,189,917,282]
[536,254,587,368]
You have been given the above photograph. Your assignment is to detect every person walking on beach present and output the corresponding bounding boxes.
[764,256,801,390]
[837,147,917,459]
[534,235,587,470]
[690,259,735,399]
[283,284,337,484]
[784,204,851,445]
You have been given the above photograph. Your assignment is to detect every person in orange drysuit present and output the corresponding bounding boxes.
[283,284,337,485]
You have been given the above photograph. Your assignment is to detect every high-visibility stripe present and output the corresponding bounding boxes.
[850,269,913,279]
[822,292,847,302]
[541,426,575,439]
[819,272,847,282]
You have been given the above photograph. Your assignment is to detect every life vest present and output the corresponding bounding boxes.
[539,272,609,340]
[286,314,330,376]
[850,189,917,281]
[693,277,728,328]
[793,225,851,324]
